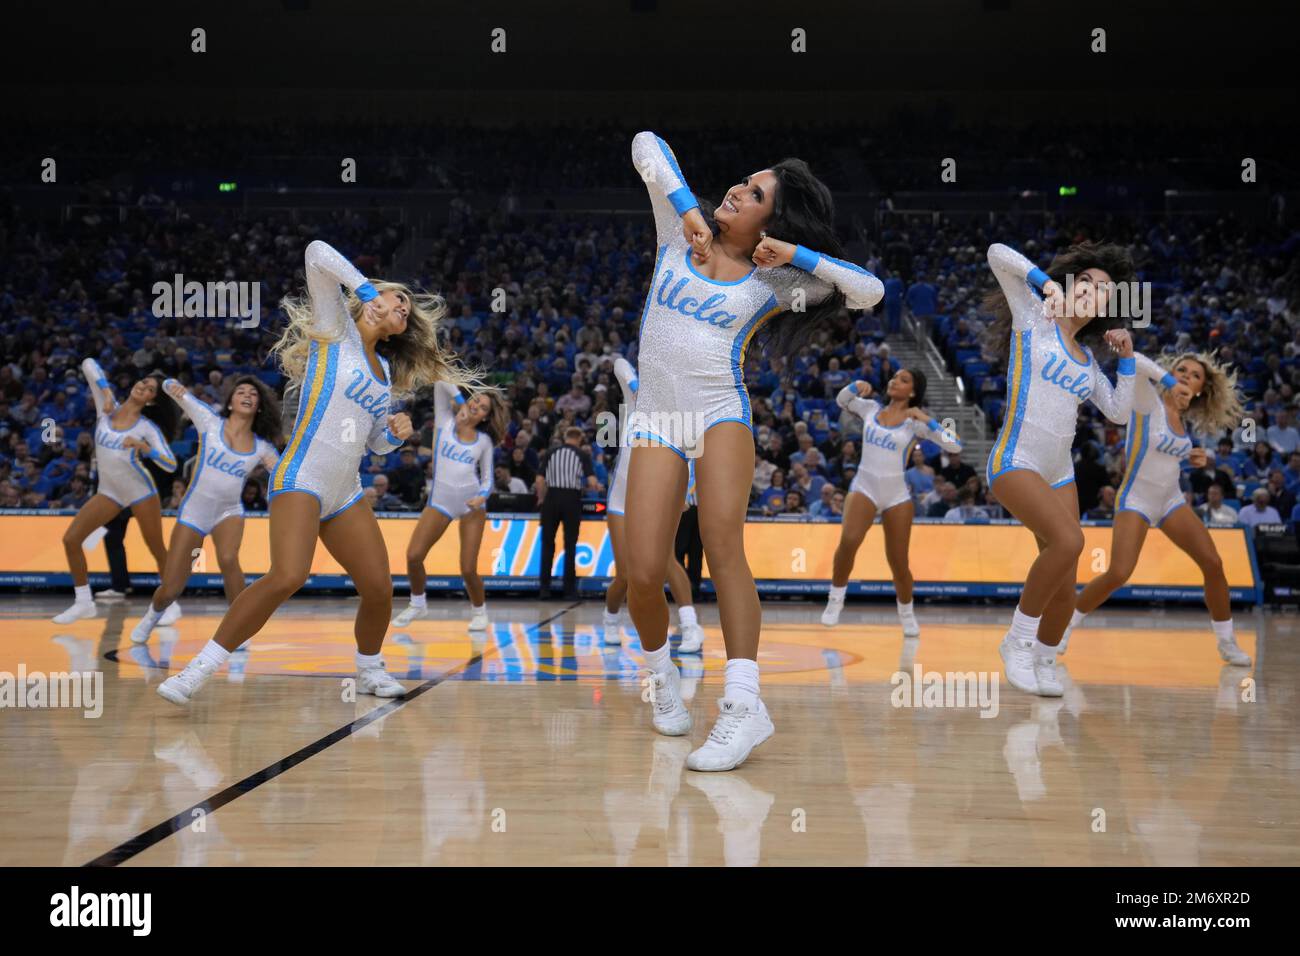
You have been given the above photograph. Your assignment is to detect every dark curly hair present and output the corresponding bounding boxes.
[219,375,283,447]
[982,240,1136,362]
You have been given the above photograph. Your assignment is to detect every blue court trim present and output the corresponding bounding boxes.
[322,489,363,521]
[627,429,688,460]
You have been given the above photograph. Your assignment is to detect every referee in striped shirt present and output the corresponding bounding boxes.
[534,427,598,599]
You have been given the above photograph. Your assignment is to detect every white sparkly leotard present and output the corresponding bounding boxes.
[167,381,279,535]
[270,240,403,519]
[836,382,963,512]
[984,243,1137,489]
[628,131,883,458]
[427,382,494,519]
[82,359,177,507]
[1117,354,1191,526]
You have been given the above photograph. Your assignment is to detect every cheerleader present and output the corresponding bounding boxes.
[1065,352,1252,665]
[53,359,179,624]
[625,131,882,771]
[157,239,478,705]
[128,376,281,645]
[393,381,506,631]
[822,369,963,635]
[983,241,1190,696]
[602,356,706,652]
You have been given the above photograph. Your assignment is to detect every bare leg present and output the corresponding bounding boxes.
[991,471,1084,625]
[405,506,453,600]
[150,523,205,611]
[694,423,760,660]
[209,492,320,652]
[605,513,628,613]
[458,508,487,606]
[319,502,394,655]
[1159,506,1232,620]
[62,494,123,587]
[880,502,915,603]
[1075,511,1149,615]
[129,495,170,574]
[624,446,688,653]
[831,491,877,587]
[1037,482,1083,647]
[210,516,248,602]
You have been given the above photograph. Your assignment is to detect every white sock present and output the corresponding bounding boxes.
[1010,606,1041,643]
[355,651,383,669]
[643,641,674,675]
[139,605,164,630]
[409,592,427,609]
[74,584,92,603]
[828,584,847,601]
[679,605,698,628]
[897,600,915,616]
[1034,638,1059,659]
[603,606,619,620]
[724,658,760,709]
[1211,619,1234,643]
[1069,608,1087,629]
[195,640,231,670]
[471,602,485,613]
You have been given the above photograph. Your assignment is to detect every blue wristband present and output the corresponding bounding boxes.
[383,428,402,446]
[1026,267,1051,290]
[355,281,378,302]
[1117,356,1136,375]
[628,378,639,393]
[927,418,943,433]
[1160,372,1178,389]
[791,245,821,272]
[452,392,466,406]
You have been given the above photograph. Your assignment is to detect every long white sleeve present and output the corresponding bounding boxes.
[163,378,218,431]
[81,358,111,417]
[476,437,494,496]
[433,381,463,433]
[987,243,1052,331]
[631,131,699,241]
[836,382,877,419]
[613,357,638,396]
[1088,356,1138,425]
[139,421,177,473]
[915,416,963,453]
[790,248,885,311]
[303,240,377,337]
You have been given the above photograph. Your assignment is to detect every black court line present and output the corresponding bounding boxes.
[85,601,582,867]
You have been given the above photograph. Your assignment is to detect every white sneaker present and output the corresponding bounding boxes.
[468,606,489,631]
[158,602,182,626]
[52,600,96,624]
[393,604,428,627]
[1217,639,1252,667]
[643,667,692,736]
[602,611,624,645]
[1033,649,1065,698]
[678,622,705,654]
[999,632,1039,695]
[356,664,407,698]
[129,616,156,644]
[898,607,920,638]
[94,588,125,601]
[687,698,775,772]
[157,657,220,705]
[822,592,845,626]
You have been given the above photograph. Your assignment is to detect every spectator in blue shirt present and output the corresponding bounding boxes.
[883,274,904,333]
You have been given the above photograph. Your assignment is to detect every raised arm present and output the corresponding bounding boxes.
[835,381,878,420]
[987,243,1051,330]
[789,247,885,311]
[433,381,463,433]
[81,358,113,417]
[631,131,699,240]
[162,378,218,431]
[139,421,177,473]
[303,239,379,336]
[914,413,963,453]
[1087,355,1138,425]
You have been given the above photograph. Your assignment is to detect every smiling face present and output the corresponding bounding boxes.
[458,393,493,429]
[713,169,778,236]
[886,369,915,403]
[375,289,410,338]
[1067,267,1114,322]
[129,377,159,405]
[229,382,260,417]
[1172,358,1206,408]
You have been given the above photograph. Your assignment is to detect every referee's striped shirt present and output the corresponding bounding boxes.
[541,442,593,490]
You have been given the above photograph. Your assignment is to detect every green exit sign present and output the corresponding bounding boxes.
[218,182,238,193]
[1058,185,1078,196]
